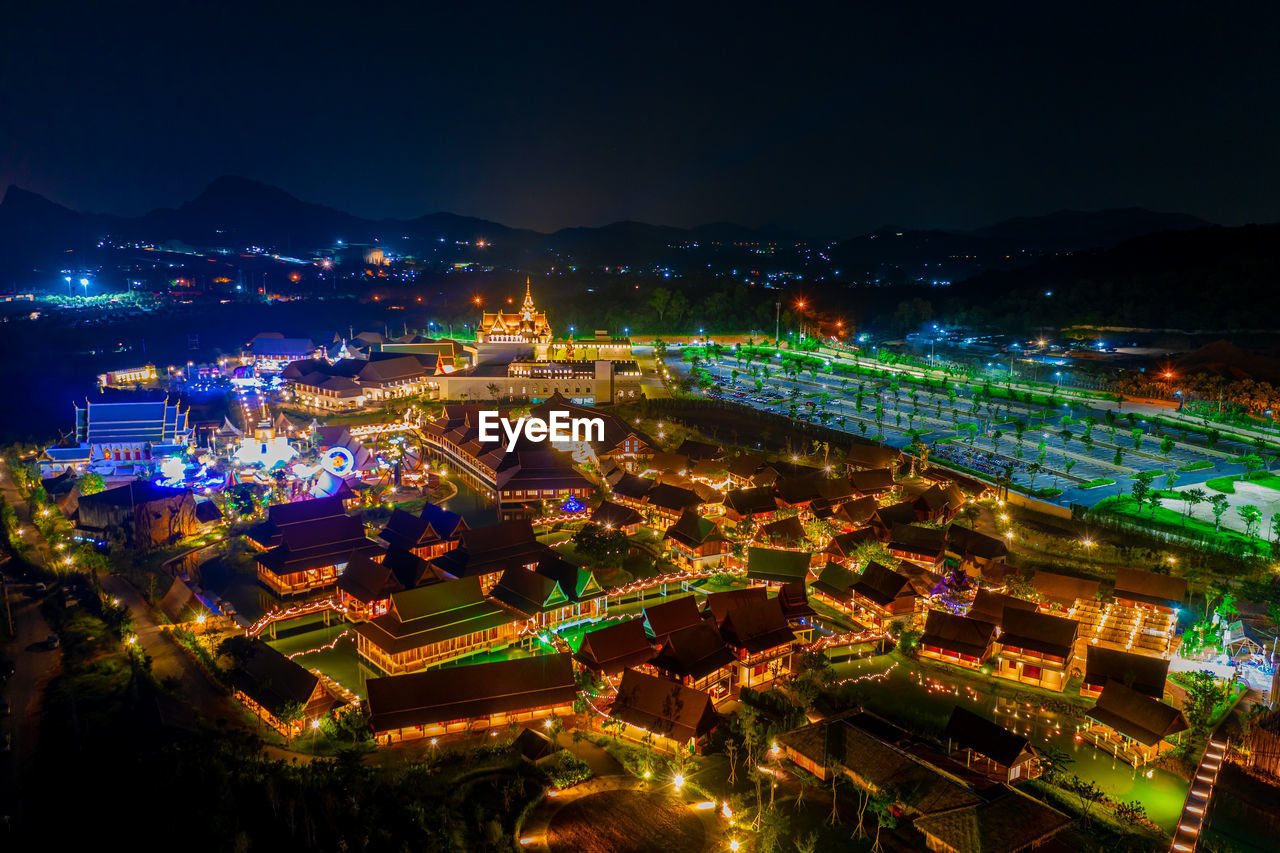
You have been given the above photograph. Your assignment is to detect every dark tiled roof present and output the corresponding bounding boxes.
[704,586,767,626]
[724,486,778,516]
[777,581,815,620]
[942,706,1034,768]
[336,553,406,603]
[645,483,703,513]
[845,444,901,469]
[746,546,811,584]
[650,621,736,680]
[851,561,913,607]
[1087,681,1188,746]
[997,608,1077,659]
[720,597,795,654]
[575,618,654,675]
[759,516,807,547]
[77,480,188,509]
[256,515,382,576]
[366,654,576,732]
[1113,568,1187,609]
[379,508,441,551]
[850,467,896,493]
[947,525,1008,560]
[590,500,644,530]
[923,610,995,659]
[813,561,858,602]
[612,473,657,500]
[1032,570,1101,605]
[676,439,723,460]
[874,501,917,528]
[643,595,704,643]
[354,576,520,654]
[227,639,329,719]
[914,786,1071,853]
[1083,647,1169,698]
[664,509,722,548]
[609,668,718,743]
[966,589,1037,629]
[826,527,879,557]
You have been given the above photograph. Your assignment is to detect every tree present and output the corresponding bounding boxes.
[1183,487,1207,522]
[1239,503,1262,538]
[571,523,628,564]
[1160,435,1175,458]
[1182,670,1227,738]
[79,473,106,496]
[869,788,900,853]
[1113,447,1124,467]
[1131,427,1143,450]
[1130,470,1156,514]
[1067,775,1105,828]
[1210,494,1230,530]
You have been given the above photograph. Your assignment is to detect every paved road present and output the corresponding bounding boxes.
[0,581,61,829]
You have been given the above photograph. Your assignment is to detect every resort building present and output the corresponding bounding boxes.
[1087,568,1185,658]
[920,610,996,670]
[663,509,727,570]
[648,621,737,703]
[810,561,858,615]
[824,527,879,565]
[589,500,644,534]
[336,548,441,620]
[226,638,342,737]
[745,546,811,587]
[846,560,920,629]
[942,706,1040,783]
[642,595,704,646]
[377,504,467,558]
[476,279,552,348]
[992,608,1079,692]
[607,667,719,754]
[1081,680,1188,766]
[913,787,1070,853]
[353,576,522,674]
[429,520,551,592]
[718,596,797,691]
[489,556,604,629]
[721,486,779,526]
[41,399,194,476]
[366,654,577,742]
[254,512,382,596]
[889,523,948,567]
[243,334,323,371]
[75,480,197,549]
[757,516,808,548]
[1081,646,1170,699]
[574,618,655,676]
[848,467,896,497]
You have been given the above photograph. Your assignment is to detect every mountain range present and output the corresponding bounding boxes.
[0,175,1222,284]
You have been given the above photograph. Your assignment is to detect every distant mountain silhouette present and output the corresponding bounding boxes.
[0,177,1228,287]
[945,224,1280,330]
[969,208,1209,251]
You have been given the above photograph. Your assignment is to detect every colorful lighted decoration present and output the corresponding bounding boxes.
[320,446,356,476]
[233,436,298,469]
[559,495,586,513]
[158,456,189,484]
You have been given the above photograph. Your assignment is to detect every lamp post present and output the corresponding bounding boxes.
[64,275,72,297]
[80,277,89,296]
[775,300,781,346]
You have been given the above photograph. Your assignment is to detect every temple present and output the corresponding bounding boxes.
[477,278,552,349]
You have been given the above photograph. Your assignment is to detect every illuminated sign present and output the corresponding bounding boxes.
[320,446,356,476]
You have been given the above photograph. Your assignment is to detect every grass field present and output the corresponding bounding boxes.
[545,789,706,853]
[1177,460,1214,472]
[1079,477,1116,489]
[1093,495,1262,549]
[1205,471,1280,494]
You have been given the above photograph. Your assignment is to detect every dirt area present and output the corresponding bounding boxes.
[545,788,707,853]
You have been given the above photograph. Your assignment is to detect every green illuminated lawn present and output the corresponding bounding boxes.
[1206,471,1280,494]
[1078,477,1116,489]
[1177,460,1214,472]
[1093,495,1262,548]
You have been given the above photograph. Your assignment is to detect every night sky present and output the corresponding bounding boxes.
[2,2,1277,235]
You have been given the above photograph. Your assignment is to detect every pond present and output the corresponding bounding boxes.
[265,613,379,700]
[439,478,499,527]
[829,654,1191,832]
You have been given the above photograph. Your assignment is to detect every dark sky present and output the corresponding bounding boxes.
[2,1,1277,235]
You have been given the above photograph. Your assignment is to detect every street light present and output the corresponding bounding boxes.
[64,275,72,296]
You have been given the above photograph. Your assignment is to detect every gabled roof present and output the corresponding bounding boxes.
[890,522,947,557]
[777,581,815,620]
[724,486,778,516]
[942,706,1035,768]
[813,561,858,602]
[923,610,996,659]
[575,618,655,675]
[1087,681,1188,746]
[874,501,918,528]
[1083,647,1169,698]
[650,621,736,680]
[645,482,703,513]
[1113,568,1187,609]
[664,509,722,548]
[914,786,1071,853]
[261,497,350,530]
[379,508,441,551]
[490,566,567,616]
[851,561,914,607]
[256,514,382,576]
[612,473,657,501]
[643,595,704,644]
[947,525,1008,561]
[832,496,879,525]
[420,502,467,539]
[759,516,808,547]
[850,467,896,494]
[704,586,768,627]
[775,474,827,506]
[336,552,406,603]
[77,480,189,510]
[366,654,576,732]
[609,668,718,743]
[726,455,765,479]
[1031,569,1100,605]
[227,639,330,719]
[590,500,644,530]
[535,554,601,603]
[431,520,549,580]
[354,576,521,654]
[966,589,1037,628]
[720,597,795,653]
[746,546,811,584]
[676,438,723,460]
[997,608,1078,659]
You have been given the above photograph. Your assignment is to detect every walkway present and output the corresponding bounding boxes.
[1169,726,1229,852]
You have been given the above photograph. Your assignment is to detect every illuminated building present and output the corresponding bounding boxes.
[477,278,552,347]
[97,363,158,388]
[40,399,193,476]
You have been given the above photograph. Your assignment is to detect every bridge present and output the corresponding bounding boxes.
[1168,724,1229,852]
[246,597,348,638]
